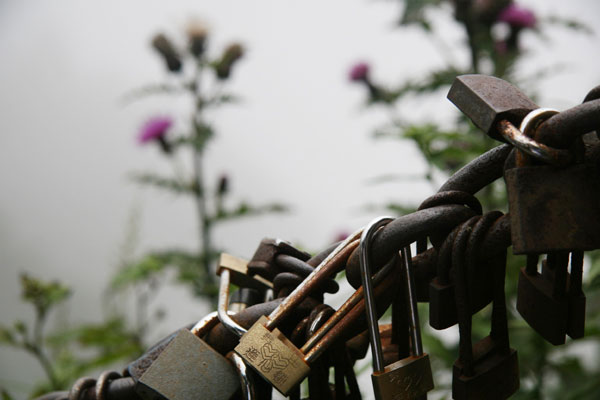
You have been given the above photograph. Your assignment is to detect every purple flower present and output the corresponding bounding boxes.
[333,231,350,243]
[138,116,173,144]
[348,62,370,82]
[497,4,536,28]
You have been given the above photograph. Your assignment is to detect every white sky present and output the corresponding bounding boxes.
[0,0,598,398]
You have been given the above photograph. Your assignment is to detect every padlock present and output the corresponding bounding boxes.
[517,251,580,345]
[567,251,586,339]
[429,213,499,330]
[452,225,519,400]
[217,252,273,292]
[504,109,600,254]
[360,217,434,400]
[247,238,312,282]
[134,314,239,400]
[447,74,538,142]
[235,229,363,395]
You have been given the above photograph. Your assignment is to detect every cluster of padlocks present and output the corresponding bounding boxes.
[38,75,600,400]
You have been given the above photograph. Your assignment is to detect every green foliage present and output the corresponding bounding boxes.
[20,274,70,319]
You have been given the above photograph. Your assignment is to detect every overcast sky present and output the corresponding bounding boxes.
[1,0,599,398]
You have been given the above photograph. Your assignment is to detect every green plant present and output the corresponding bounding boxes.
[116,26,287,304]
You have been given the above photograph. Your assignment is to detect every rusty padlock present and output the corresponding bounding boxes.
[133,313,239,400]
[517,251,584,345]
[452,227,519,400]
[359,217,434,400]
[504,108,600,254]
[429,213,499,330]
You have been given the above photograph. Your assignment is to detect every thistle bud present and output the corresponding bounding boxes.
[187,24,208,58]
[152,33,182,73]
[215,43,244,80]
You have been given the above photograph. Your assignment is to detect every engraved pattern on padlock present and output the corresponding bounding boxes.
[135,314,239,400]
[360,217,434,400]
[235,230,363,395]
[452,222,519,400]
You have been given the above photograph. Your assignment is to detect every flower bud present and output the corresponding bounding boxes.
[138,116,173,154]
[215,43,244,80]
[187,24,208,58]
[348,62,370,82]
[217,174,229,196]
[152,33,183,73]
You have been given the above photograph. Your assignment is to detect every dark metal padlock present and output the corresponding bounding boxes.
[133,316,239,400]
[452,226,519,400]
[447,74,538,142]
[517,252,585,345]
[429,214,498,330]
[504,109,600,254]
[360,218,434,400]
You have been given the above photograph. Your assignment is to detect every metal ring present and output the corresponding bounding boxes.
[95,371,121,400]
[497,109,572,166]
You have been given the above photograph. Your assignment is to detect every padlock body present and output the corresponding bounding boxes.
[505,164,600,254]
[136,329,239,400]
[234,317,310,395]
[372,354,434,400]
[516,267,568,345]
[429,278,492,330]
[453,337,519,400]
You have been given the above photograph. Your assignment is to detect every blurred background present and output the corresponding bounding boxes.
[1,0,599,399]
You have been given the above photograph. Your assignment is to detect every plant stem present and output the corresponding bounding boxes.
[26,312,60,389]
[191,62,214,287]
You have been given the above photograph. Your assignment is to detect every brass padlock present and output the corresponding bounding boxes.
[217,253,273,292]
[504,108,600,254]
[360,217,434,400]
[235,229,363,395]
[452,225,519,400]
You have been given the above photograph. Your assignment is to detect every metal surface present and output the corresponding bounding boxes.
[218,269,248,338]
[535,98,600,148]
[359,217,394,372]
[505,163,600,254]
[447,74,538,141]
[217,253,273,291]
[229,352,256,400]
[266,231,361,329]
[234,316,310,395]
[497,118,572,166]
[137,329,239,400]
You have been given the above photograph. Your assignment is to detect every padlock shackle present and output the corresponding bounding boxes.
[359,216,394,372]
[301,255,396,355]
[266,229,362,330]
[228,352,256,400]
[401,246,423,357]
[218,269,248,338]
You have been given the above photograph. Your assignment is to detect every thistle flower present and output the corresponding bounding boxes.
[152,33,182,73]
[348,62,370,82]
[138,116,173,154]
[497,3,536,28]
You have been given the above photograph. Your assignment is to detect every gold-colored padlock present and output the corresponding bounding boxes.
[234,231,363,395]
[360,217,434,400]
[217,253,273,291]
